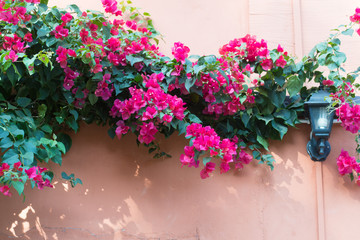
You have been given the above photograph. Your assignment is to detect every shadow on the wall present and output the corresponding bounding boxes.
[0,123,329,239]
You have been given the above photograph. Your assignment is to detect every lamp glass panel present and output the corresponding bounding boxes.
[311,106,331,132]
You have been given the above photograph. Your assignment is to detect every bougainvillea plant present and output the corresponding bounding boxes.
[0,0,359,197]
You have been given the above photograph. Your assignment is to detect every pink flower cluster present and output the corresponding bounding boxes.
[0,2,32,25]
[2,34,28,62]
[181,123,252,178]
[219,34,269,62]
[72,87,89,108]
[336,103,360,134]
[350,8,360,36]
[110,73,186,144]
[337,150,360,185]
[95,73,114,101]
[25,165,53,190]
[172,42,190,64]
[101,0,122,16]
[0,162,53,196]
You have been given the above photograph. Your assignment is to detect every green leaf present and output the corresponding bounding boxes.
[256,135,269,150]
[194,64,206,74]
[341,28,354,36]
[257,115,274,125]
[7,65,19,86]
[74,178,83,186]
[126,55,143,66]
[262,154,275,170]
[61,171,71,180]
[38,104,47,118]
[16,97,31,107]
[287,75,304,97]
[57,133,72,153]
[66,118,78,132]
[271,121,288,139]
[63,91,74,104]
[202,157,212,166]
[23,57,36,75]
[22,152,34,165]
[88,94,98,105]
[188,114,202,123]
[0,137,13,149]
[252,150,261,160]
[46,37,57,47]
[51,152,62,165]
[37,25,49,38]
[275,76,285,87]
[332,52,346,66]
[268,90,286,108]
[40,124,52,133]
[57,142,66,154]
[69,109,78,121]
[69,4,82,15]
[12,181,25,196]
[316,42,327,52]
[3,149,19,164]
[184,77,196,91]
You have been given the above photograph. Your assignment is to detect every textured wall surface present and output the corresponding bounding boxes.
[1,0,360,239]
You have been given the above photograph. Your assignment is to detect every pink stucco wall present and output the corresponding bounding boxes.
[1,0,360,239]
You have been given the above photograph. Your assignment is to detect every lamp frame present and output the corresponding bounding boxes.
[305,89,335,162]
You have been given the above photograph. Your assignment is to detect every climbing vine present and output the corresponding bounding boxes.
[0,0,360,196]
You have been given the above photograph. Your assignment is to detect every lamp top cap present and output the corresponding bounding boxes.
[305,89,332,105]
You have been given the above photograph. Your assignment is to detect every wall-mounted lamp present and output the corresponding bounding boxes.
[305,89,335,161]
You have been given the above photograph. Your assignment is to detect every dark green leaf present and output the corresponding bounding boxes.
[256,135,269,150]
[57,133,72,153]
[269,90,286,108]
[271,121,288,139]
[287,75,304,97]
[188,114,202,123]
[88,94,98,105]
[16,97,31,107]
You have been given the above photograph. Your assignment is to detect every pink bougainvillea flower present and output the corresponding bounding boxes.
[141,106,157,121]
[350,8,360,23]
[67,49,77,57]
[275,55,287,68]
[138,122,158,144]
[0,185,11,196]
[107,37,121,52]
[115,120,130,139]
[322,79,334,86]
[125,20,137,31]
[162,114,173,123]
[172,42,190,64]
[61,13,73,25]
[23,32,33,42]
[277,44,284,52]
[0,163,10,176]
[336,103,360,134]
[101,0,122,16]
[200,162,216,179]
[357,28,360,36]
[25,167,37,179]
[337,149,356,175]
[14,162,23,172]
[54,25,69,39]
[5,50,18,62]
[261,58,273,71]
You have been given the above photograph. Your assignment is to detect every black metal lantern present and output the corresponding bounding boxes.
[305,89,335,161]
